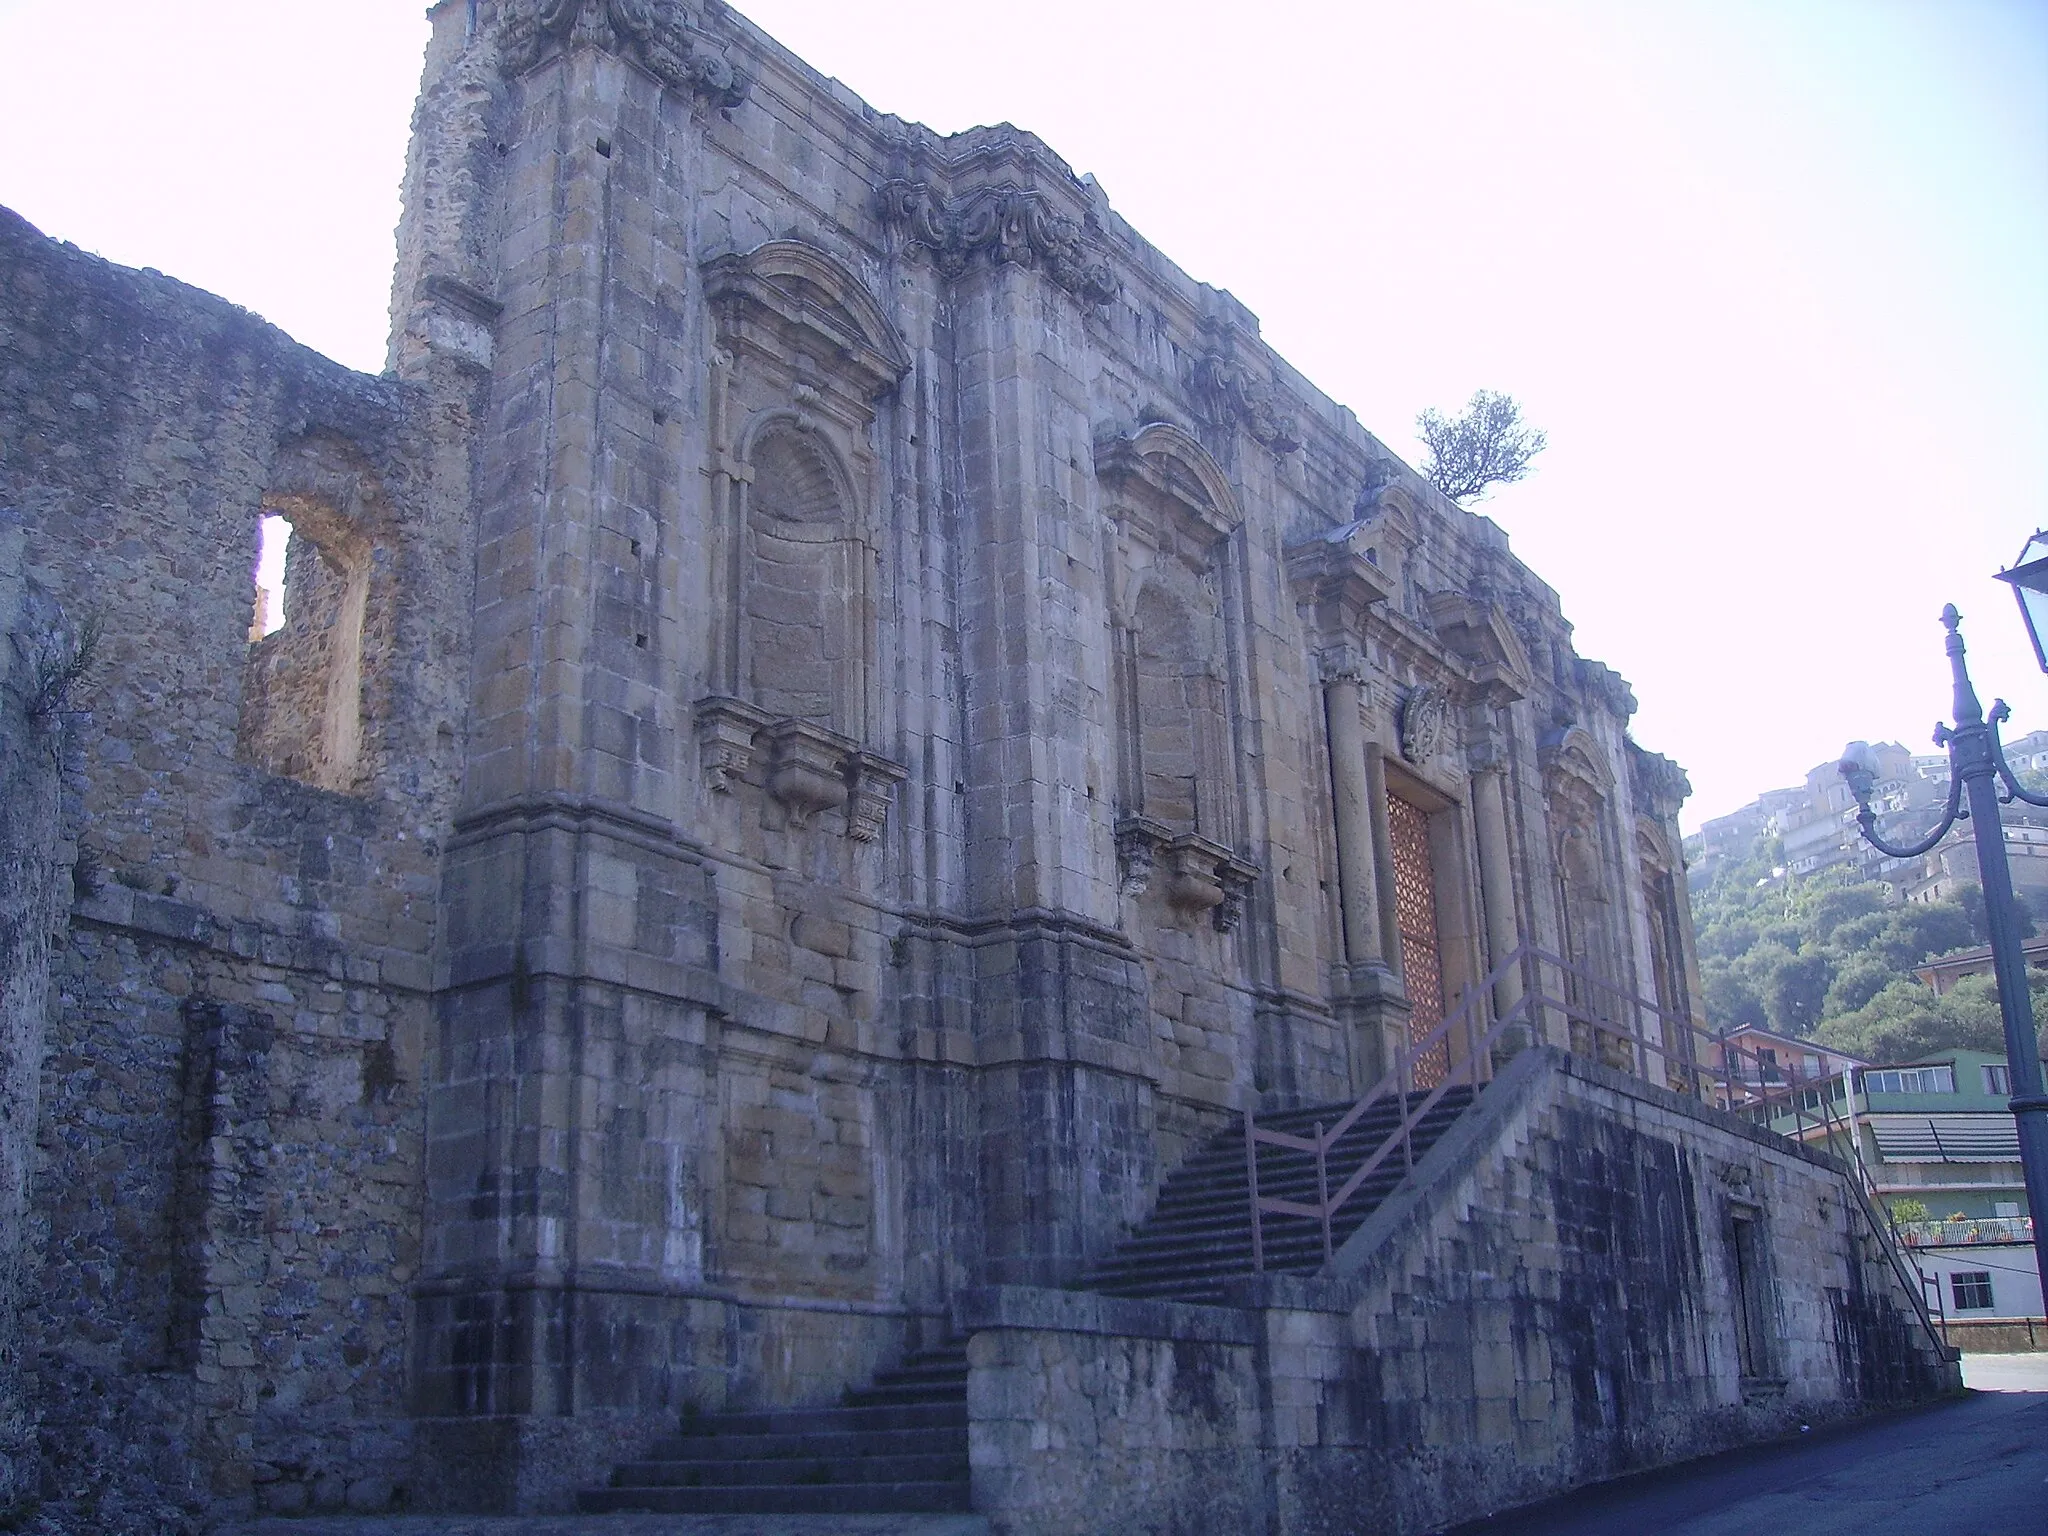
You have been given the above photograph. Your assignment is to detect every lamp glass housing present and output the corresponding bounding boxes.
[1996,530,2048,674]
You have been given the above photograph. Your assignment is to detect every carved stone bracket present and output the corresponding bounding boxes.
[500,0,748,108]
[764,719,853,827]
[694,695,772,792]
[1115,817,1258,931]
[875,178,1117,304]
[693,697,907,840]
[847,753,910,844]
[1115,815,1171,897]
[1189,351,1301,454]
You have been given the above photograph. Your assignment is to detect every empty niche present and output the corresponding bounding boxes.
[1132,579,1222,834]
[740,426,862,734]
[237,440,382,792]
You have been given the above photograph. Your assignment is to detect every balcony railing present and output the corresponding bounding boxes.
[1896,1217,2034,1247]
[1242,940,1945,1348]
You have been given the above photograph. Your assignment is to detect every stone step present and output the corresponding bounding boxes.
[583,1483,972,1517]
[222,1518,989,1536]
[641,1427,960,1464]
[1073,1088,1477,1299]
[584,1341,973,1519]
[660,1402,965,1440]
[614,1452,966,1488]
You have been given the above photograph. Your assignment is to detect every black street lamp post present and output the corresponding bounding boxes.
[1838,606,2048,1315]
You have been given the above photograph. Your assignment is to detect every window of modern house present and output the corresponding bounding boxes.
[1950,1271,1994,1311]
[1984,1064,2012,1095]
[1864,1066,1956,1095]
[1994,1201,2021,1219]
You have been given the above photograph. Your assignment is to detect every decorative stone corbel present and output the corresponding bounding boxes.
[763,718,858,827]
[694,697,907,840]
[847,752,909,843]
[694,695,772,792]
[874,178,1119,304]
[1212,853,1260,934]
[1117,816,1259,931]
[1115,815,1172,897]
[1189,351,1301,455]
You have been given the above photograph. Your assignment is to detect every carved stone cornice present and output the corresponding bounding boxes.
[1628,740,1692,821]
[1426,591,1532,704]
[702,240,910,404]
[875,178,1117,304]
[1189,352,1300,455]
[499,0,748,107]
[1576,659,1638,722]
[1286,528,1395,649]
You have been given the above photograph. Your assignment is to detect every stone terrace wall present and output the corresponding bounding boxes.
[0,207,473,1526]
[959,1048,1957,1536]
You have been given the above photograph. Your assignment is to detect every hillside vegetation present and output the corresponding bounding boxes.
[1691,834,2042,1065]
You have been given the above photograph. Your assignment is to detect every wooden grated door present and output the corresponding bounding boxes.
[1387,793,1449,1088]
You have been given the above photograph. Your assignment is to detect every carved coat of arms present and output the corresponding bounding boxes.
[1399,683,1449,765]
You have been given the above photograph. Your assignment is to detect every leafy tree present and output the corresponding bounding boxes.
[1806,884,1884,942]
[1813,971,2033,1063]
[1763,950,1833,1034]
[1415,390,1547,503]
[1822,954,1894,1018]
[1703,966,1767,1031]
[1688,826,2000,1052]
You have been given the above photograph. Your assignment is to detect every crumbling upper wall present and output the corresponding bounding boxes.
[0,204,475,1525]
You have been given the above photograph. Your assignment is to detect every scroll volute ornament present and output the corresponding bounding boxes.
[876,179,1118,304]
[500,0,748,107]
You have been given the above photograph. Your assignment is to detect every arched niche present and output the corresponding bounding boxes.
[733,418,868,738]
[694,242,911,841]
[1097,423,1257,928]
[1541,723,1629,1062]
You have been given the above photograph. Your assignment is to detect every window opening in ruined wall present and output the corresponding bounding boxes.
[1388,792,1448,1088]
[237,492,371,792]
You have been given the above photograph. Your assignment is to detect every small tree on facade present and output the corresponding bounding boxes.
[1416,390,1547,503]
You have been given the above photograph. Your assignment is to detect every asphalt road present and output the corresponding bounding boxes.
[1442,1354,2048,1536]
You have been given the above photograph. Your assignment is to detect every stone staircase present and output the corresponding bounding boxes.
[580,1342,973,1516]
[1078,1086,1478,1303]
[583,1086,1477,1515]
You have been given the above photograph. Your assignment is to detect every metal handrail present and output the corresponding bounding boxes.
[1243,934,1962,1363]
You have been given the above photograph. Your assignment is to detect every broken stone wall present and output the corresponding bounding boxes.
[0,205,472,1526]
[0,509,73,1517]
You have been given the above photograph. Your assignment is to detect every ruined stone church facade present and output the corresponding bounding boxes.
[0,2,1949,1530]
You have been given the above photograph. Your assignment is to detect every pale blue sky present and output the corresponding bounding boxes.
[1,0,2042,830]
